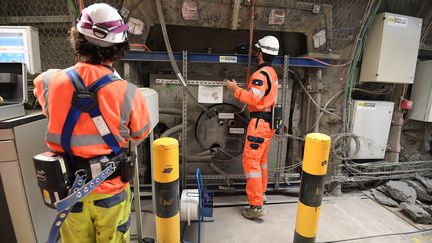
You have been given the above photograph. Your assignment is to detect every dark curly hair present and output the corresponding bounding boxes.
[69,27,129,64]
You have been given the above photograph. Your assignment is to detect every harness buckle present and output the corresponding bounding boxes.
[106,161,116,170]
[72,91,98,112]
[74,169,87,179]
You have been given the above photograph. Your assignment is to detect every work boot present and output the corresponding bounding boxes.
[241,205,265,219]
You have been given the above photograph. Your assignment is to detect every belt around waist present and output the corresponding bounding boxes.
[67,152,126,179]
[250,112,272,122]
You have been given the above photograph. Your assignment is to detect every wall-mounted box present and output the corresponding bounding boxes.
[350,100,394,159]
[0,26,41,74]
[359,12,422,84]
[409,60,432,122]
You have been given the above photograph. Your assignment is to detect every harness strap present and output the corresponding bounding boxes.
[54,163,117,212]
[61,67,122,160]
[260,70,272,97]
[48,163,117,243]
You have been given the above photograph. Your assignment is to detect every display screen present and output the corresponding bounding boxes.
[0,32,26,63]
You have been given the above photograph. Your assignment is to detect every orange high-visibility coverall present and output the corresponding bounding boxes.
[233,63,278,206]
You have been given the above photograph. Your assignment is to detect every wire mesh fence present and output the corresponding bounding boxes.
[0,0,430,70]
[0,0,123,70]
[302,0,369,41]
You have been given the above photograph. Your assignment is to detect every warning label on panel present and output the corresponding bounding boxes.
[358,101,376,108]
[229,128,245,134]
[219,113,235,119]
[387,16,408,27]
[219,56,238,63]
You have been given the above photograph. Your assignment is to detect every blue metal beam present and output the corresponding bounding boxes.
[123,51,328,68]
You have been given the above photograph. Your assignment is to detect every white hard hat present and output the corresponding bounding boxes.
[77,3,128,47]
[255,36,279,56]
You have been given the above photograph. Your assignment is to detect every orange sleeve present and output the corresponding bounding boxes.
[129,89,151,141]
[33,72,48,116]
[233,72,268,105]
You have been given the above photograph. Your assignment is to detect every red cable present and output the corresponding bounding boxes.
[246,0,256,82]
[78,0,84,12]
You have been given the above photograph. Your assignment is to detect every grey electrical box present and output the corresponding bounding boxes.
[351,100,394,159]
[359,12,422,84]
[409,60,432,122]
[0,26,41,74]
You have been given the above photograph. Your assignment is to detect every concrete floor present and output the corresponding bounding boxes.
[130,193,432,243]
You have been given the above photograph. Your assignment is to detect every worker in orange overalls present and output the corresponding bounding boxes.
[226,36,279,219]
[33,3,150,242]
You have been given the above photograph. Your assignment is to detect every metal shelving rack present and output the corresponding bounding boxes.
[274,55,290,190]
[123,51,326,67]
[123,51,324,190]
[181,51,188,190]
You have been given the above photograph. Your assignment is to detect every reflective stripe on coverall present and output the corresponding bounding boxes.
[234,63,278,206]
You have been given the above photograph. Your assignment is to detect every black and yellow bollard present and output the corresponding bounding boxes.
[294,133,331,243]
[153,137,180,243]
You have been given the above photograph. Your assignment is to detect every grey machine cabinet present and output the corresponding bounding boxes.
[0,113,56,243]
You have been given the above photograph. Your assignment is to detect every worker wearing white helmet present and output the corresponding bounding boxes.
[33,3,151,242]
[255,35,280,56]
[226,35,280,219]
[76,3,128,47]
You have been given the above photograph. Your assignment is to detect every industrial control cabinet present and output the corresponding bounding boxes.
[0,26,41,74]
[350,100,394,159]
[359,12,422,84]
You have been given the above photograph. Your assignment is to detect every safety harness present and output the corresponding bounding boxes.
[249,67,283,133]
[250,69,273,124]
[48,66,123,243]
[61,66,122,159]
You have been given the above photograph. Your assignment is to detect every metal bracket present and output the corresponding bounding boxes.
[156,79,245,87]
[181,51,188,190]
[155,78,288,88]
[275,55,289,190]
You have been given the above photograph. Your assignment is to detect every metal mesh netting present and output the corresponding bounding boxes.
[1,0,431,71]
[0,0,124,70]
[302,0,369,41]
[1,1,74,70]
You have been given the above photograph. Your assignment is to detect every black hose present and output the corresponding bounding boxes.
[186,155,214,162]
[159,108,182,116]
[161,124,182,138]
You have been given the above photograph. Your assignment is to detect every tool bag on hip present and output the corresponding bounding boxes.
[33,67,135,208]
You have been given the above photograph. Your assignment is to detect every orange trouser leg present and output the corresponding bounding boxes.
[260,139,272,193]
[243,155,263,206]
[243,118,273,206]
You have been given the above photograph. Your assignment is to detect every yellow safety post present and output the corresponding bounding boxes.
[153,137,180,243]
[294,133,331,243]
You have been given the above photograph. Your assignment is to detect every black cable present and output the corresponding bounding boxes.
[154,0,214,118]
[318,228,432,243]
